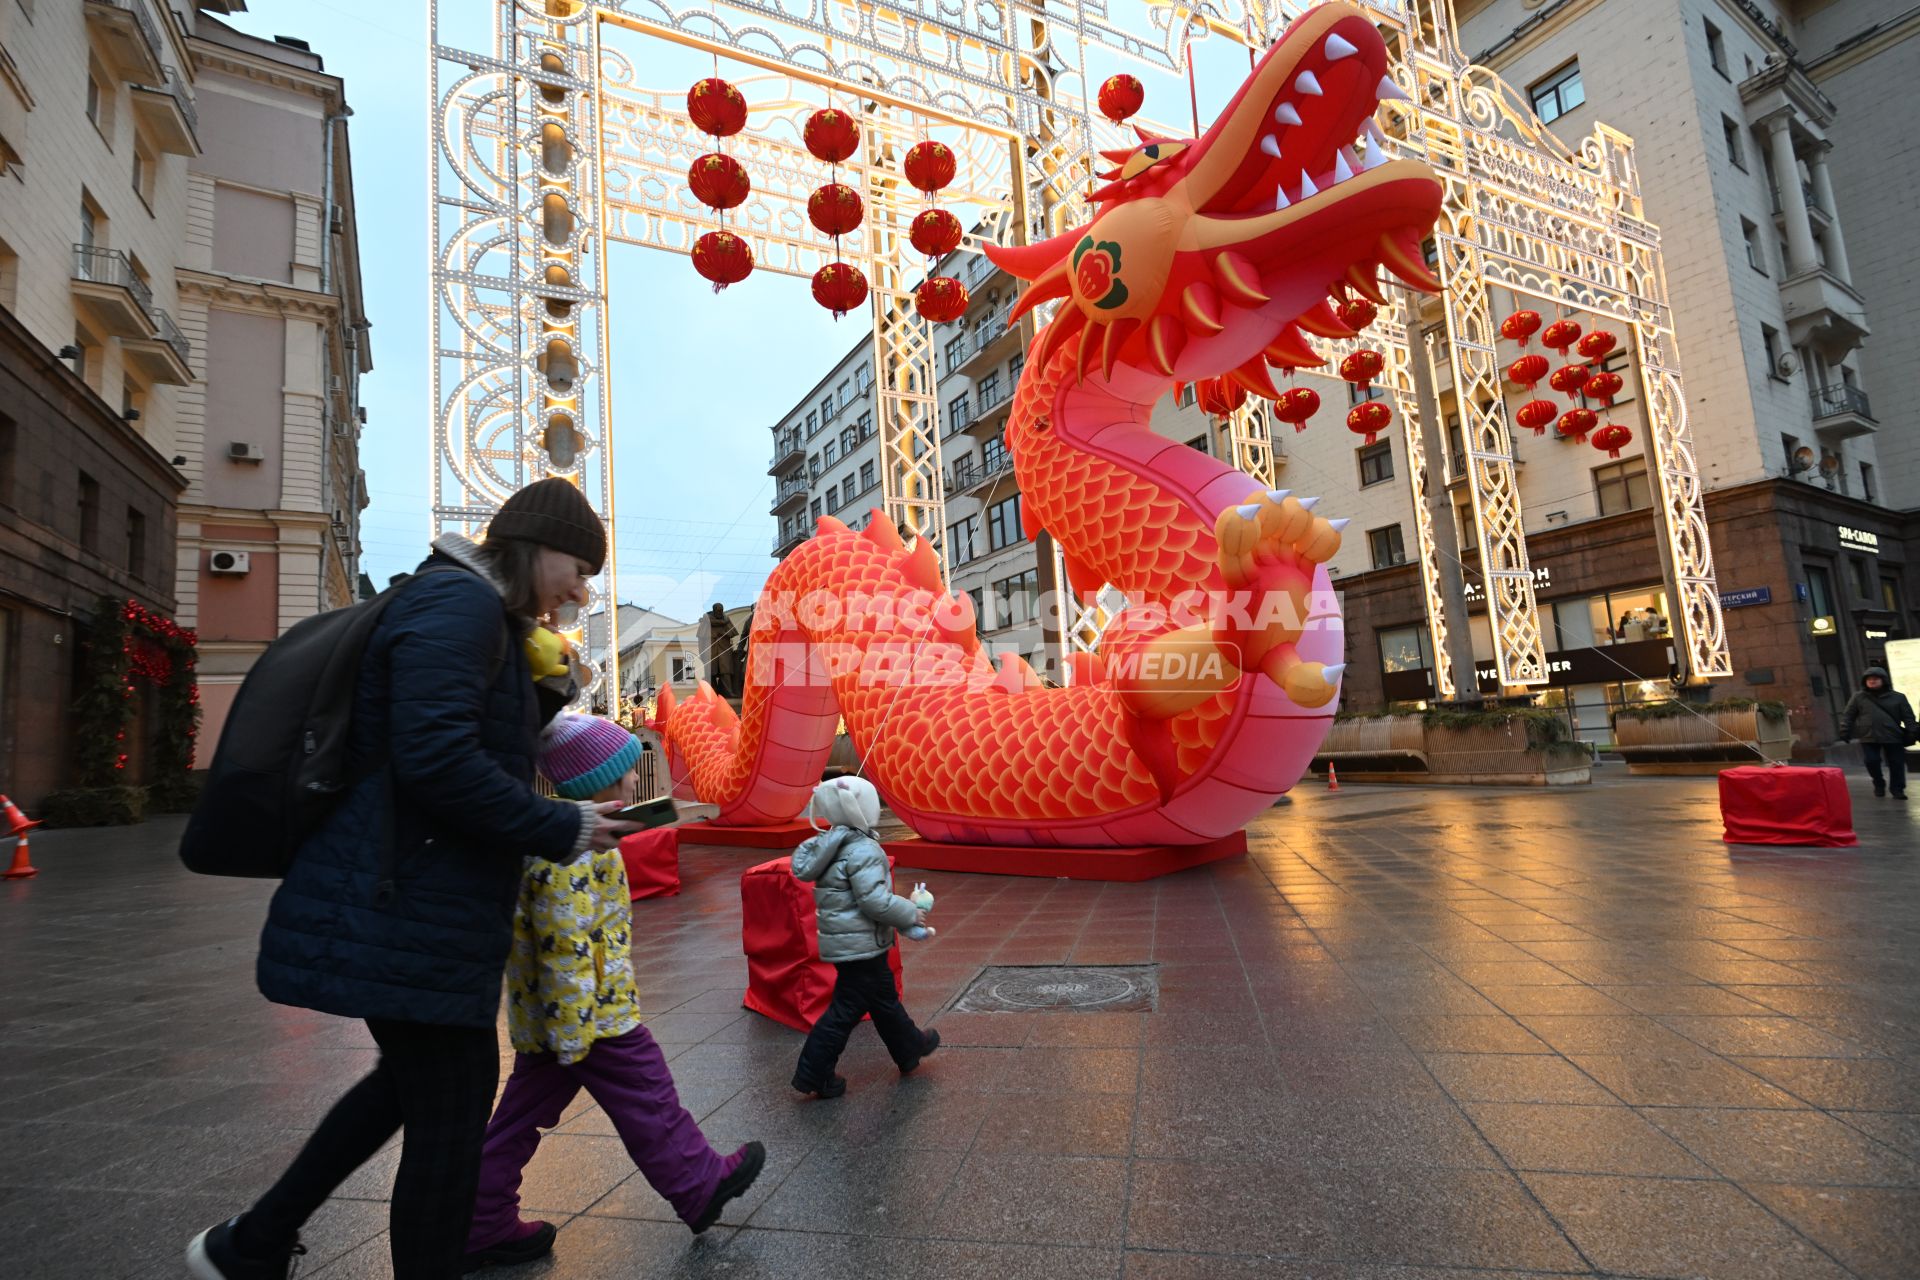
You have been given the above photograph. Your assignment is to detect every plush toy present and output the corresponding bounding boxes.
[902,881,936,941]
[524,627,573,681]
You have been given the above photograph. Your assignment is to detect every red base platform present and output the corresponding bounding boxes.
[677,819,818,849]
[882,829,1247,882]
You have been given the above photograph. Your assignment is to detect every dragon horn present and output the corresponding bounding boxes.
[990,652,1042,695]
[1378,232,1443,293]
[1099,146,1136,162]
[863,513,905,552]
[901,535,944,594]
[1074,318,1101,384]
[1344,261,1387,305]
[654,684,677,723]
[1034,306,1085,371]
[1213,252,1270,307]
[1181,281,1226,334]
[1263,325,1325,369]
[1228,356,1282,400]
[1100,317,1142,381]
[984,223,1088,282]
[1008,260,1072,322]
[1146,314,1187,376]
[1294,299,1357,339]
[1088,182,1126,203]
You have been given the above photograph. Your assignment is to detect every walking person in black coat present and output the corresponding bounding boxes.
[1840,665,1917,799]
[188,480,641,1280]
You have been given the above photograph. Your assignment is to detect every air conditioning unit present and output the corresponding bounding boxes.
[228,441,264,463]
[331,512,348,531]
[208,548,251,575]
[328,202,344,235]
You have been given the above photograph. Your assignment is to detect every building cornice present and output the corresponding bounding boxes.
[187,37,344,107]
[181,505,349,532]
[177,269,342,321]
[1469,0,1608,70]
[1805,7,1920,82]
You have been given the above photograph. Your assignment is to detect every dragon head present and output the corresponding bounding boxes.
[986,3,1443,401]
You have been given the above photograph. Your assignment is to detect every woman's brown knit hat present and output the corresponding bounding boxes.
[486,478,606,572]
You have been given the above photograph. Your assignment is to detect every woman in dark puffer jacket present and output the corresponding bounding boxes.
[188,480,640,1280]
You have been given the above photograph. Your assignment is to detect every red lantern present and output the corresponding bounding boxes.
[688,153,750,210]
[803,109,861,164]
[812,262,869,318]
[1549,364,1589,397]
[1335,298,1378,331]
[1339,349,1385,392]
[1515,398,1558,435]
[1097,74,1144,124]
[808,183,863,236]
[1500,309,1542,346]
[692,230,752,289]
[1576,329,1617,363]
[1541,318,1582,356]
[686,78,747,137]
[1583,370,1624,406]
[1506,354,1548,390]
[915,275,969,323]
[1346,401,1392,445]
[1276,386,1319,431]
[904,140,956,194]
[1556,406,1597,442]
[1195,377,1248,417]
[1590,422,1633,459]
[910,208,963,257]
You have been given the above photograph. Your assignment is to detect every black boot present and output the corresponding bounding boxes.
[690,1142,767,1234]
[462,1222,556,1273]
[901,1028,941,1076]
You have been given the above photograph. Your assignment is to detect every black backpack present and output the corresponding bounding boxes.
[179,565,506,878]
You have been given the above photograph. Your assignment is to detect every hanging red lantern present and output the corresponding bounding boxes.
[904,140,956,194]
[1557,406,1597,442]
[688,153,750,210]
[1515,398,1558,435]
[1339,348,1385,392]
[803,108,861,163]
[1506,354,1549,390]
[686,78,747,137]
[1500,309,1542,346]
[1336,298,1378,331]
[915,275,969,323]
[1097,73,1144,124]
[1275,386,1319,431]
[691,230,752,289]
[808,183,864,236]
[910,208,963,257]
[1195,376,1248,417]
[1549,364,1589,397]
[1583,370,1624,406]
[811,262,869,318]
[1576,329,1617,363]
[1541,318,1583,356]
[1590,422,1633,459]
[1346,401,1392,445]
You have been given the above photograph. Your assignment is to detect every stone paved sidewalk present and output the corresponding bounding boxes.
[1,770,1916,1279]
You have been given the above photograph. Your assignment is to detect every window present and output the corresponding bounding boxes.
[948,515,979,564]
[125,507,145,579]
[809,498,823,521]
[1761,324,1786,381]
[1596,347,1636,403]
[1528,61,1584,124]
[840,427,857,453]
[1378,624,1429,674]
[1186,434,1208,452]
[824,440,837,466]
[0,412,14,506]
[72,327,95,386]
[855,366,872,394]
[947,394,971,431]
[80,200,98,253]
[983,435,1008,471]
[1357,440,1394,486]
[856,412,872,440]
[808,454,821,480]
[1594,458,1651,516]
[1553,598,1597,650]
[1348,380,1386,404]
[671,656,695,683]
[819,397,833,422]
[1722,116,1745,171]
[837,380,851,407]
[86,65,109,136]
[1589,586,1671,645]
[1741,217,1766,274]
[978,373,1000,407]
[945,336,965,371]
[78,472,100,552]
[1847,555,1875,600]
[1806,562,1836,619]
[1367,524,1406,569]
[860,460,875,491]
[1176,383,1196,408]
[1860,461,1876,504]
[0,236,16,312]
[1705,20,1729,79]
[132,142,155,208]
[1883,575,1903,616]
[1009,352,1024,383]
[967,587,988,631]
[806,410,818,435]
[991,568,1040,628]
[1446,415,1466,476]
[987,493,1023,549]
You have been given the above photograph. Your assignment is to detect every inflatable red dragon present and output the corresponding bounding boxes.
[656,4,1443,847]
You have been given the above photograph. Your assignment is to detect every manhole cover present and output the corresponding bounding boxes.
[951,965,1158,1014]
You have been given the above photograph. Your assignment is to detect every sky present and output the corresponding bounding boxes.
[217,0,1258,624]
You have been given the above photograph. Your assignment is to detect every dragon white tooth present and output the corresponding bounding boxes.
[1267,488,1291,502]
[1274,186,1291,210]
[1298,171,1318,198]
[1322,663,1347,685]
[1328,517,1351,532]
[1378,74,1411,102]
[1324,32,1359,60]
[1235,503,1263,520]
[1363,134,1389,169]
[1274,102,1304,127]
[1260,134,1282,158]
[1295,70,1323,97]
[1298,496,1321,510]
[1333,150,1354,182]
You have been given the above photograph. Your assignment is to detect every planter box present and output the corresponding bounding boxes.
[1313,715,1590,786]
[1615,708,1793,775]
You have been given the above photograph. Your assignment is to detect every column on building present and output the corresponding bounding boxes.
[1765,114,1819,277]
[1805,142,1851,285]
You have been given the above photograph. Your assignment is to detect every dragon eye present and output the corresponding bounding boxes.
[1119,141,1187,181]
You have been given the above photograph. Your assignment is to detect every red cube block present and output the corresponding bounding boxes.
[739,855,904,1032]
[619,827,681,900]
[1719,765,1857,847]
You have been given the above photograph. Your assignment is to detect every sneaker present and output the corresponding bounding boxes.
[900,1028,941,1076]
[186,1218,306,1280]
[1874,783,1887,797]
[689,1141,767,1234]
[792,1073,847,1099]
[462,1221,556,1273]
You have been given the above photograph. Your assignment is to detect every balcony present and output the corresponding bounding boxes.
[71,245,155,339]
[766,433,804,474]
[952,307,1021,377]
[772,525,807,558]
[1810,383,1875,441]
[948,449,1014,497]
[770,475,810,514]
[130,66,198,155]
[1778,266,1869,354]
[121,304,193,384]
[84,0,166,83]
[969,375,1019,428]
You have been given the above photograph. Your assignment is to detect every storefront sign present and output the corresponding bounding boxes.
[1461,565,1552,603]
[1864,628,1889,641]
[1837,525,1880,554]
[1810,615,1837,636]
[1719,586,1772,609]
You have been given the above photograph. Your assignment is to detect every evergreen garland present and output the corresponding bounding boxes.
[71,596,201,787]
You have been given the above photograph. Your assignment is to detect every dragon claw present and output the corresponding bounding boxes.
[1267,488,1291,503]
[1322,663,1347,685]
[1328,517,1351,532]
[1235,503,1263,520]
[1298,496,1321,511]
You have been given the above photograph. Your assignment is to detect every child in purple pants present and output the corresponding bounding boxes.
[463,716,765,1273]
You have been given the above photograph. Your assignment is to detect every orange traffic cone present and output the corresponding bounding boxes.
[0,794,40,836]
[3,832,36,880]
[1326,762,1340,792]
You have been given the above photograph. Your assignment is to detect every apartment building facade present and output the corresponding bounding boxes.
[0,0,367,805]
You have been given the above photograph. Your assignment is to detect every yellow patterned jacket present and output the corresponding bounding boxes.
[504,848,640,1063]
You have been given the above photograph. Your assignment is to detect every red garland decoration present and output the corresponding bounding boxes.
[1097,74,1144,124]
[1347,401,1392,445]
[1275,386,1319,431]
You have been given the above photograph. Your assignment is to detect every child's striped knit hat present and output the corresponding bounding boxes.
[538,714,642,800]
